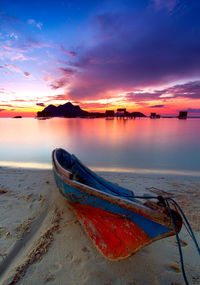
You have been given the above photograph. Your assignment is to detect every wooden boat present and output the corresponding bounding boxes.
[52,148,182,261]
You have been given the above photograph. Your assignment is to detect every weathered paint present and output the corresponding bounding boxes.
[54,171,172,238]
[71,202,151,260]
[52,149,182,260]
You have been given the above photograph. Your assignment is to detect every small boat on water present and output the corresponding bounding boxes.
[52,148,182,261]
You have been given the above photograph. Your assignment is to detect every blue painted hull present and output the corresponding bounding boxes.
[52,148,182,260]
[54,170,171,239]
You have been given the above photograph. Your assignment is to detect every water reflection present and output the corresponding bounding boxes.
[0,161,51,169]
[0,118,200,174]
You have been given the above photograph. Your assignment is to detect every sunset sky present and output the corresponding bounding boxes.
[1,0,200,117]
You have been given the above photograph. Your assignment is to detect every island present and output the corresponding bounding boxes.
[37,102,146,118]
[12,116,22,118]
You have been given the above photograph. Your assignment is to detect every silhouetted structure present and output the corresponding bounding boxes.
[150,113,156,118]
[117,108,126,112]
[150,113,160,119]
[178,111,187,119]
[116,108,127,118]
[105,110,115,117]
[37,101,146,119]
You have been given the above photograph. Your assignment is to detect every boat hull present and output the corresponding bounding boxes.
[70,202,152,260]
[52,149,182,260]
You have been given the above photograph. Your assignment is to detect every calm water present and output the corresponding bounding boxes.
[0,117,200,175]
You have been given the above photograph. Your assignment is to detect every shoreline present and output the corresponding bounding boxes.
[0,167,199,284]
[1,162,200,177]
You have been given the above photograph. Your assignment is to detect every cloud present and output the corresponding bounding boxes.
[0,103,25,108]
[163,81,200,99]
[49,78,69,90]
[0,45,35,61]
[10,53,35,61]
[0,87,16,95]
[18,39,50,50]
[0,11,49,63]
[36,103,45,107]
[0,104,14,107]
[7,32,18,39]
[0,109,5,112]
[46,94,70,101]
[23,71,31,77]
[0,88,5,94]
[149,104,165,108]
[5,63,31,77]
[0,45,26,53]
[124,81,200,103]
[125,91,160,102]
[187,108,200,113]
[54,3,200,101]
[28,19,43,30]
[11,99,26,102]
[60,45,76,57]
[59,67,76,76]
[152,0,178,12]
[47,68,76,90]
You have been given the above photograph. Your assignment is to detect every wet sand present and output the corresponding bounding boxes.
[0,167,199,285]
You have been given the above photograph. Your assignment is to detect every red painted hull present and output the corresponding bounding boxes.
[70,203,152,261]
[52,149,182,261]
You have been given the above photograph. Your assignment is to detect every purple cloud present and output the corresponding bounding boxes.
[164,81,200,99]
[5,63,31,78]
[125,81,200,103]
[0,88,5,94]
[187,108,200,113]
[49,78,69,90]
[48,68,76,90]
[125,91,161,102]
[60,45,77,58]
[149,104,165,108]
[46,94,69,101]
[55,4,200,100]
[59,67,76,76]
[24,71,31,77]
[36,103,45,107]
[0,109,5,112]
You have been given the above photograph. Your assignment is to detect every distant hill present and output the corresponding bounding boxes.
[13,115,22,118]
[37,102,146,118]
[37,102,89,118]
[130,112,146,117]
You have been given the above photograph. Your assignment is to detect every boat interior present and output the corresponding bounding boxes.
[55,148,137,201]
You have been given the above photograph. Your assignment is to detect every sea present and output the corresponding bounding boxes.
[0,117,200,176]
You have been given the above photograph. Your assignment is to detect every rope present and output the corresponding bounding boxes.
[165,199,189,285]
[169,198,200,255]
[81,178,199,284]
[120,192,200,285]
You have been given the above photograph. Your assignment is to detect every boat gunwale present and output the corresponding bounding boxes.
[52,149,174,228]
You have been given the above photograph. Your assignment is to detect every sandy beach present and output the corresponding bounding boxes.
[0,167,199,285]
